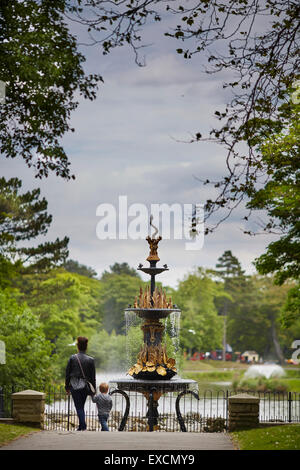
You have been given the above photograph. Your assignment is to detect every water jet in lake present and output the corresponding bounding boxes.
[244,363,286,379]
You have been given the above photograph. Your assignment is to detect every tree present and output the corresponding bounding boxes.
[0,0,102,179]
[63,259,98,278]
[248,102,299,281]
[64,0,299,227]
[215,251,245,282]
[15,269,103,341]
[13,268,104,381]
[222,273,293,363]
[174,269,224,353]
[246,97,300,325]
[282,285,300,328]
[0,177,69,274]
[89,330,127,371]
[0,256,18,289]
[101,262,140,280]
[100,273,145,334]
[0,289,53,388]
[255,276,290,364]
[65,1,299,290]
[214,251,247,359]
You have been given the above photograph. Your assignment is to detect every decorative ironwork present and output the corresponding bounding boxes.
[175,390,200,432]
[109,389,130,431]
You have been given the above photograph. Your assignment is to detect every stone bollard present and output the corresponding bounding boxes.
[12,390,45,429]
[228,393,260,432]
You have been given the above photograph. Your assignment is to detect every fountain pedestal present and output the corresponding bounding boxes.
[108,377,198,432]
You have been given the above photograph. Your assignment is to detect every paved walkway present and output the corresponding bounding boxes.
[0,430,235,451]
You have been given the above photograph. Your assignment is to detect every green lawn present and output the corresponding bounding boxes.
[182,360,300,393]
[284,378,300,392]
[231,424,300,450]
[182,359,248,371]
[0,422,40,447]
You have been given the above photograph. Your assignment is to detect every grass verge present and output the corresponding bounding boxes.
[0,422,40,447]
[182,359,248,371]
[231,424,300,450]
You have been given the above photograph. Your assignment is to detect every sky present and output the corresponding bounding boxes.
[1,8,279,288]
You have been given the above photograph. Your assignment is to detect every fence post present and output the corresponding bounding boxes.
[225,390,229,430]
[12,390,45,429]
[288,392,292,423]
[228,393,260,431]
[67,393,71,431]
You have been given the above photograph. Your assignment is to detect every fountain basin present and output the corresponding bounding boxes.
[109,376,197,394]
[132,368,176,381]
[125,308,181,321]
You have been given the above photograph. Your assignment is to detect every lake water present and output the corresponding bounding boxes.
[45,371,299,423]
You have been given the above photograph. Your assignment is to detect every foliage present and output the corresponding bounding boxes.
[88,329,126,371]
[1,253,299,388]
[204,417,226,433]
[232,376,288,394]
[125,324,143,371]
[163,312,184,371]
[249,102,300,284]
[214,250,247,319]
[14,269,103,340]
[174,269,225,353]
[227,275,294,362]
[0,289,53,388]
[64,0,299,229]
[0,0,102,179]
[100,273,145,334]
[0,256,19,289]
[101,262,140,279]
[282,285,300,328]
[63,259,97,278]
[248,100,300,325]
[215,250,245,281]
[64,1,299,299]
[0,177,69,274]
[50,333,76,381]
[213,251,293,363]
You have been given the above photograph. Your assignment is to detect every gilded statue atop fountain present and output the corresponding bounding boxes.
[146,215,162,261]
[146,235,162,261]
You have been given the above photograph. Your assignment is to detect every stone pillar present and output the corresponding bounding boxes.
[12,390,45,428]
[228,393,260,431]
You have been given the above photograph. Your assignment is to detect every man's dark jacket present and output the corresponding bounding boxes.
[65,352,96,391]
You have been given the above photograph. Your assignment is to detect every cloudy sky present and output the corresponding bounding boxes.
[1,10,278,288]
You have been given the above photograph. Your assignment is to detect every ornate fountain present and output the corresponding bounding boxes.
[109,222,198,432]
[126,235,178,381]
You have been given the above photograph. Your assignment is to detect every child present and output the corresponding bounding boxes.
[92,382,113,431]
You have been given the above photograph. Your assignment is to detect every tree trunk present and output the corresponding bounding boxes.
[222,315,227,362]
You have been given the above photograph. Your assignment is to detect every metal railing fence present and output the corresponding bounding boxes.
[1,386,299,432]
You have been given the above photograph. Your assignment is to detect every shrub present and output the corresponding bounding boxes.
[233,376,288,393]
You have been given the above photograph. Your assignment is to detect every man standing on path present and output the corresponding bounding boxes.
[65,336,96,431]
